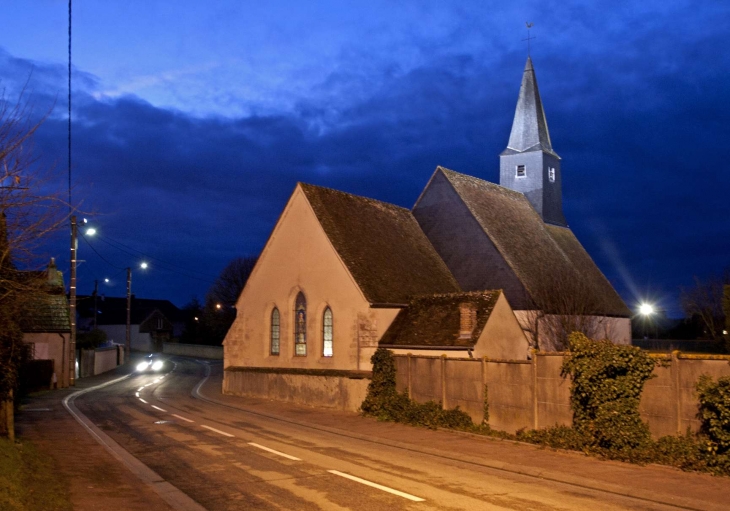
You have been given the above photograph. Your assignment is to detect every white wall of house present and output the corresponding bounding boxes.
[23,332,70,388]
[224,186,399,372]
[513,310,631,351]
[97,324,154,352]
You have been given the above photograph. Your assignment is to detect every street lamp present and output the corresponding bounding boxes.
[125,262,148,361]
[639,303,655,339]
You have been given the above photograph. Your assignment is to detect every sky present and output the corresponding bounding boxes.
[1,0,728,316]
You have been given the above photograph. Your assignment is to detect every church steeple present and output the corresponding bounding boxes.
[500,57,566,226]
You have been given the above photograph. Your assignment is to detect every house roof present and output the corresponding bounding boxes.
[379,291,501,348]
[19,260,71,333]
[437,168,630,317]
[21,294,70,333]
[300,183,460,305]
[76,295,183,326]
[502,56,558,158]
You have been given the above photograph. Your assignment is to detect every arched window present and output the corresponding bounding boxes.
[294,292,307,356]
[270,308,280,355]
[322,307,333,357]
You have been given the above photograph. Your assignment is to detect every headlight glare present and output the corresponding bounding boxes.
[136,361,150,371]
[151,360,164,371]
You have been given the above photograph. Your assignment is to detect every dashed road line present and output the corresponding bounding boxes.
[151,405,167,412]
[248,442,301,461]
[327,470,425,502]
[139,398,148,404]
[172,414,194,423]
[135,392,140,397]
[201,425,235,437]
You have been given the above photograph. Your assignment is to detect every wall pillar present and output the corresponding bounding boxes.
[672,350,681,434]
[532,350,539,429]
[441,355,447,409]
[407,353,412,397]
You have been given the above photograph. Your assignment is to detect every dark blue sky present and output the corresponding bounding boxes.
[2,1,729,316]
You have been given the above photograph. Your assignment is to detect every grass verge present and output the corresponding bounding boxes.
[0,436,72,511]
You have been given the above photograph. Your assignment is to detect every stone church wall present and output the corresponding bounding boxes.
[413,171,531,309]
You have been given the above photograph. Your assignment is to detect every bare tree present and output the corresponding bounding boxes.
[680,271,730,343]
[198,256,258,345]
[521,269,618,351]
[1,88,67,437]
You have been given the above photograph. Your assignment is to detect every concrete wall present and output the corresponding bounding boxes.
[93,346,121,375]
[223,368,370,412]
[23,332,70,388]
[98,324,153,352]
[224,185,399,373]
[163,343,223,359]
[396,352,730,437]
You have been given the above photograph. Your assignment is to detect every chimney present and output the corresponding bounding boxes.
[459,303,477,339]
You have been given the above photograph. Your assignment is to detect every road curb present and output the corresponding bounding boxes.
[63,373,206,511]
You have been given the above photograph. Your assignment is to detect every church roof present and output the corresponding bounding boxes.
[300,183,460,305]
[379,291,501,348]
[502,56,558,158]
[436,167,630,317]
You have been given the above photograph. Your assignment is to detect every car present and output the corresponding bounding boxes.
[136,354,165,372]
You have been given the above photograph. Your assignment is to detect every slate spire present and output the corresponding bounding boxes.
[499,57,566,226]
[504,56,556,156]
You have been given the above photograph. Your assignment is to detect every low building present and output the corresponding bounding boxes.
[76,295,183,352]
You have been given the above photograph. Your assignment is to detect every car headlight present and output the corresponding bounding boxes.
[136,361,150,371]
[151,360,164,371]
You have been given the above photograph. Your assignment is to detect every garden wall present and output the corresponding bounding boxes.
[394,352,730,436]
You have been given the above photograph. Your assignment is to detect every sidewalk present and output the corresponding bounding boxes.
[15,367,175,511]
[200,363,730,511]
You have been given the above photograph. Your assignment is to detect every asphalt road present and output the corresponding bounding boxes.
[73,357,691,511]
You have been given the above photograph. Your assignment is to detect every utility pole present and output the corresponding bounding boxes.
[93,279,98,330]
[126,267,132,361]
[69,215,77,386]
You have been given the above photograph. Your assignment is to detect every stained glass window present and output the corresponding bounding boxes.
[270,308,280,355]
[323,307,333,357]
[294,292,307,356]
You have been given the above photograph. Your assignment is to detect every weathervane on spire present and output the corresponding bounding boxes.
[523,22,535,56]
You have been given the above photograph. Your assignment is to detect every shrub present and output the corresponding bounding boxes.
[562,332,655,458]
[76,329,107,350]
[361,349,474,430]
[696,374,730,471]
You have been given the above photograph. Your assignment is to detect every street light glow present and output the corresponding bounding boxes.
[104,278,109,283]
[140,262,149,269]
[639,303,654,316]
[85,227,96,236]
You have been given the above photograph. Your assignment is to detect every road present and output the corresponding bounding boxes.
[72,356,698,511]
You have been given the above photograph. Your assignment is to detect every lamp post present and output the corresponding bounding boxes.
[125,262,148,362]
[69,216,77,386]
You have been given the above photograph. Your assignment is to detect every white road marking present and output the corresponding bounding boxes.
[137,387,144,392]
[201,425,234,438]
[327,470,425,502]
[172,414,194,423]
[151,405,167,412]
[153,379,160,383]
[139,398,148,404]
[135,392,140,397]
[248,443,301,461]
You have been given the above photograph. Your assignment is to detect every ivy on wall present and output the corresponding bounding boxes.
[361,348,473,430]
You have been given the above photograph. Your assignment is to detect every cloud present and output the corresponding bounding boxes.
[1,0,729,313]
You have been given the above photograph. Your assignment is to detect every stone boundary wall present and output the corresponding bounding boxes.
[394,352,730,436]
[223,367,370,412]
[163,342,223,360]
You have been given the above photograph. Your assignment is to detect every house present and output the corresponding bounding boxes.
[76,295,183,352]
[223,56,630,409]
[19,259,71,388]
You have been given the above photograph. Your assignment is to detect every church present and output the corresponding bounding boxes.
[222,57,631,410]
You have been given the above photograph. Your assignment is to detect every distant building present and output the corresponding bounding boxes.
[19,259,71,388]
[76,295,184,352]
[223,57,630,409]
